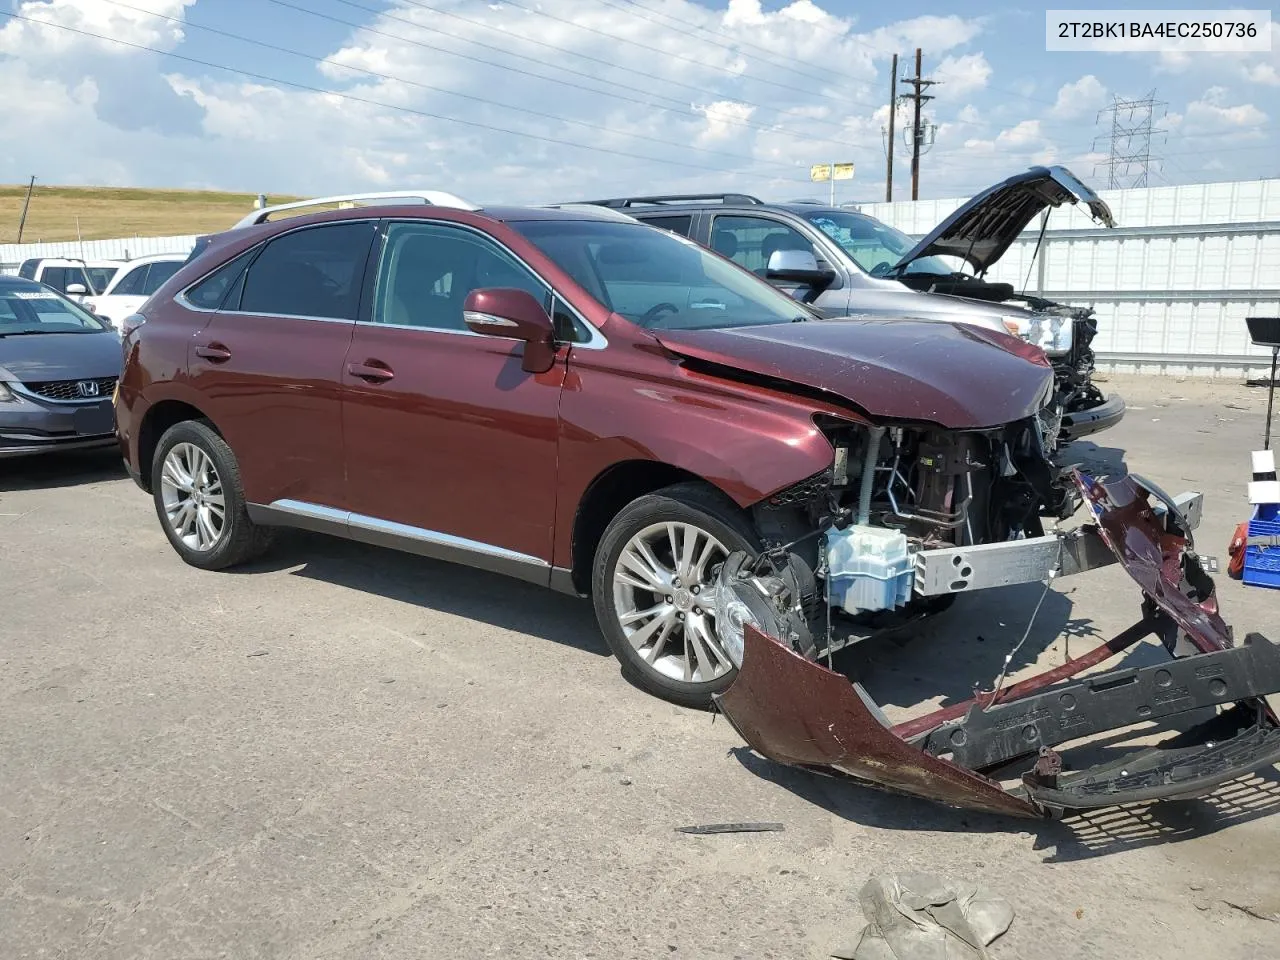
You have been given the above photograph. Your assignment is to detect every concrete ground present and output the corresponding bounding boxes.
[2,373,1278,960]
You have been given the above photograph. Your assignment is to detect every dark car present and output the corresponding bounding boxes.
[0,277,121,458]
[580,166,1125,443]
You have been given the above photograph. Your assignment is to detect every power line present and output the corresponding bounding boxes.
[275,0,859,148]
[588,0,874,97]
[0,10,810,180]
[99,0,807,173]
[490,0,875,108]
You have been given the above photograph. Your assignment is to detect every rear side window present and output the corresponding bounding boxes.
[18,260,37,279]
[183,248,257,310]
[240,222,376,321]
[111,264,149,297]
[141,261,182,295]
[637,214,693,236]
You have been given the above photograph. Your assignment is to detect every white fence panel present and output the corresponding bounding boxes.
[0,234,198,274]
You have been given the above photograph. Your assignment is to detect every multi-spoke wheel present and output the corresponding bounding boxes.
[593,483,759,708]
[160,442,226,552]
[150,419,274,570]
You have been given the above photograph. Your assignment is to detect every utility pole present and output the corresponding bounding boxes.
[1093,92,1165,189]
[885,53,897,202]
[16,175,36,243]
[900,49,937,200]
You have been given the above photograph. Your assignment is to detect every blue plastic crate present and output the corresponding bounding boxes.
[1243,516,1280,589]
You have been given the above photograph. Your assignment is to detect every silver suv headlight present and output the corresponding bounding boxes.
[1001,312,1073,357]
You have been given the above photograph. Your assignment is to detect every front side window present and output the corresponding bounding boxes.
[240,222,376,321]
[512,220,812,331]
[39,267,67,292]
[803,211,952,277]
[709,216,815,276]
[371,221,548,331]
[0,286,109,334]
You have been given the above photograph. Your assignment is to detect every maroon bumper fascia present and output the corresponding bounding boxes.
[714,473,1279,818]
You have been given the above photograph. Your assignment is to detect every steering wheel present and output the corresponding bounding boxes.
[640,302,679,325]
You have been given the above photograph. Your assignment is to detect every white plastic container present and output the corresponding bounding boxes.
[826,525,914,614]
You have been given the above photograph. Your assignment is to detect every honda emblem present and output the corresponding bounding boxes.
[76,380,100,398]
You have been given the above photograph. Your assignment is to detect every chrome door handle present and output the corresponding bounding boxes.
[346,361,395,383]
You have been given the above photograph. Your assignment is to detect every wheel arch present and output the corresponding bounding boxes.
[136,398,222,493]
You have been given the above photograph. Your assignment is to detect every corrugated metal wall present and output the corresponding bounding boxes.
[0,235,198,274]
[855,178,1280,377]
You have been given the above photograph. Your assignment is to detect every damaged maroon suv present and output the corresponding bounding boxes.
[117,192,1280,817]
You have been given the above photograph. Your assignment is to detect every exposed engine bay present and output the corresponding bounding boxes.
[710,456,1280,816]
[717,413,1077,665]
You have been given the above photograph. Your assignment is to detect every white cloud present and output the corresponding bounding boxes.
[0,0,193,55]
[934,53,991,98]
[1186,87,1267,128]
[1049,75,1106,119]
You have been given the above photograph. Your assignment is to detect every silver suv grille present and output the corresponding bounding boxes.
[23,377,117,402]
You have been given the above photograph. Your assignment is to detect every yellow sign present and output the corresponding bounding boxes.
[810,162,855,182]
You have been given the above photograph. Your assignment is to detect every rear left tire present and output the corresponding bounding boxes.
[151,419,274,570]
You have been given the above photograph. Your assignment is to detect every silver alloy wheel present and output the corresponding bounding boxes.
[611,521,734,683]
[160,442,226,552]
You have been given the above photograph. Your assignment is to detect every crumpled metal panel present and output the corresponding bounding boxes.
[714,625,1041,818]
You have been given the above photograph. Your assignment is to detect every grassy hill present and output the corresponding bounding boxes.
[0,184,307,244]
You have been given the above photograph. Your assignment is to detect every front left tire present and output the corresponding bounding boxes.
[592,482,760,709]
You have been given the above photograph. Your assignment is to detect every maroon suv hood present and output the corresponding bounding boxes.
[655,318,1053,429]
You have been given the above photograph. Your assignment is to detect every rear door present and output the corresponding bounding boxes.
[340,219,566,572]
[185,220,377,510]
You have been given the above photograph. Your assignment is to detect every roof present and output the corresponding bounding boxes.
[0,276,48,291]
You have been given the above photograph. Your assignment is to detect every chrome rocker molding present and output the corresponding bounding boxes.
[248,498,560,587]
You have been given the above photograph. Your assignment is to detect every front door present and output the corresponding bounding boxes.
[186,220,377,510]
[341,220,566,574]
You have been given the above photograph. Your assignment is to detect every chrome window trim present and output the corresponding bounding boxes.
[172,299,356,325]
[367,219,608,350]
[265,499,549,568]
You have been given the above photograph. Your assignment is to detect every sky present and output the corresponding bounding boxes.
[0,0,1276,204]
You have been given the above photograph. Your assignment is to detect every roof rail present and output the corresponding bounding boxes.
[582,193,763,208]
[540,203,641,223]
[233,191,481,229]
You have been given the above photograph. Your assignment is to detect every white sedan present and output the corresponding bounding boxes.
[84,253,188,331]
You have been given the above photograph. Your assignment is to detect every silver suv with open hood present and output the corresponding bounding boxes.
[580,166,1125,444]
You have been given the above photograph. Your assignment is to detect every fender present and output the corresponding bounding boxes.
[552,351,858,571]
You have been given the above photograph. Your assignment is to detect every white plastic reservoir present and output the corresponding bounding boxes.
[826,525,914,614]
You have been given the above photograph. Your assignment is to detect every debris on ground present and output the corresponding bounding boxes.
[832,873,1014,960]
[674,822,785,835]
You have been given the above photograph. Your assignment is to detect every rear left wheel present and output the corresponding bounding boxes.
[151,419,274,570]
[592,482,759,708]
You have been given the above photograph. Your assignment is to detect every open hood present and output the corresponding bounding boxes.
[887,166,1115,277]
[654,317,1053,430]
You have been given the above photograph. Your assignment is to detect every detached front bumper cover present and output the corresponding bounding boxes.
[714,473,1280,818]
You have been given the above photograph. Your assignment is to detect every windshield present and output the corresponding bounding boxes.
[86,266,119,293]
[511,220,812,330]
[803,210,954,277]
[0,286,110,335]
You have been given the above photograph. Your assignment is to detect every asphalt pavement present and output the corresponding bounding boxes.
[2,373,1278,959]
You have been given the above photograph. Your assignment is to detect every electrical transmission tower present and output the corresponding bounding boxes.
[1093,92,1166,189]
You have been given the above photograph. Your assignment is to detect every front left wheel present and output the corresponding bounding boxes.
[592,482,760,709]
[151,419,274,570]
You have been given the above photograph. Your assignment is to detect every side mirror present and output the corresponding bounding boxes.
[463,288,557,373]
[766,249,833,287]
[65,283,88,296]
